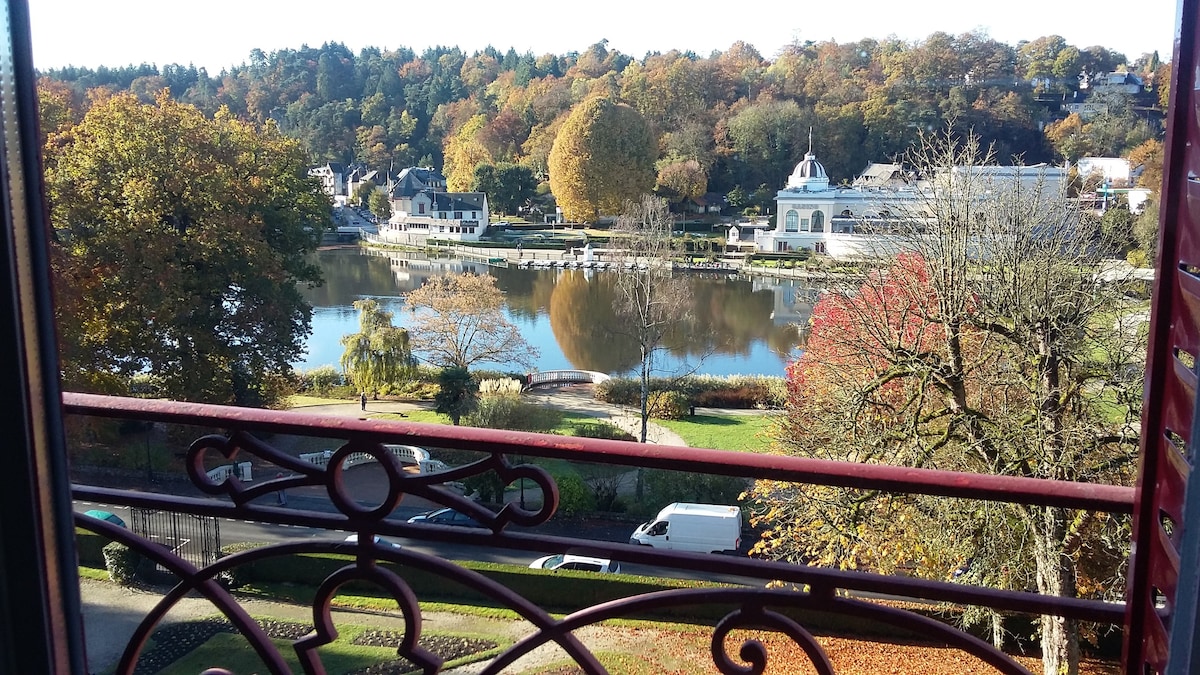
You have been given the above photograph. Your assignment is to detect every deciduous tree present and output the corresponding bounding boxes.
[340,299,416,398]
[473,162,537,214]
[46,92,329,405]
[404,273,538,370]
[368,189,392,222]
[747,129,1143,675]
[548,97,656,222]
[611,195,693,446]
[655,159,708,206]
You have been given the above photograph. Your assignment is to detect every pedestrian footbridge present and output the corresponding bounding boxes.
[524,369,611,390]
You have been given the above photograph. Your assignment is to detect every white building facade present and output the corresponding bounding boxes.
[378,168,489,244]
[739,150,1068,260]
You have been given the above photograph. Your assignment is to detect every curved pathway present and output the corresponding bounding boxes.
[289,384,689,447]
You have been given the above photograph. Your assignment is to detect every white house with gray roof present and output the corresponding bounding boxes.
[379,167,489,243]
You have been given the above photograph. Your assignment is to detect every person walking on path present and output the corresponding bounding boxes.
[360,392,367,411]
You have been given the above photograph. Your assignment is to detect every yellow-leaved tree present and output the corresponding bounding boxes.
[443,114,493,192]
[548,97,656,223]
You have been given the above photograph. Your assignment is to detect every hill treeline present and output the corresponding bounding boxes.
[40,34,1169,198]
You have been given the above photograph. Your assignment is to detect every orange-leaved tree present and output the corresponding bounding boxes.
[747,128,1144,674]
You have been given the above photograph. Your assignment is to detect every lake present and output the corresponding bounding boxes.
[297,247,818,378]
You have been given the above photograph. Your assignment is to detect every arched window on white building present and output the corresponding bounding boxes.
[785,209,799,232]
[811,210,824,232]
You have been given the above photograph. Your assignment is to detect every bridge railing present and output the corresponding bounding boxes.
[524,369,611,390]
[63,391,1140,675]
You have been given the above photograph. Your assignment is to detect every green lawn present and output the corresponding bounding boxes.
[656,414,777,453]
[376,409,446,424]
[373,405,776,453]
[160,632,394,675]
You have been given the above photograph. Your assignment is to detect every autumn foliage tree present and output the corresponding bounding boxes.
[404,273,538,371]
[747,129,1144,675]
[46,92,329,405]
[548,97,656,222]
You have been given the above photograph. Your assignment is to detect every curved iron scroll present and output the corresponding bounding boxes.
[481,587,1034,675]
[186,430,558,532]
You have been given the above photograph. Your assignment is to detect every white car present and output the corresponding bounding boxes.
[342,534,401,548]
[528,554,620,574]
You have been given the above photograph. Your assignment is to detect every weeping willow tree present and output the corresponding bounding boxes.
[340,299,417,398]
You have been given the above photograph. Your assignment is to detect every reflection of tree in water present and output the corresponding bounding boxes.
[302,248,400,307]
[491,267,557,321]
[308,249,811,374]
[549,271,807,373]
[548,271,641,373]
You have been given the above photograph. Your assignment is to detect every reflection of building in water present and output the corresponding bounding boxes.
[361,248,487,290]
[754,278,820,328]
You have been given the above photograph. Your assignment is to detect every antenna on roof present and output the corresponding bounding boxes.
[808,127,813,154]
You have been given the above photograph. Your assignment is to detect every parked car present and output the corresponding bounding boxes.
[528,554,620,574]
[406,507,481,527]
[342,534,401,548]
[82,509,126,528]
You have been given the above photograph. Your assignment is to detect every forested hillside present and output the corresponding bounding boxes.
[41,34,1168,200]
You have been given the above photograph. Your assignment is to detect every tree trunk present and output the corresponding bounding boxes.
[1034,506,1080,675]
[638,346,650,444]
[637,346,650,501]
[990,611,1004,650]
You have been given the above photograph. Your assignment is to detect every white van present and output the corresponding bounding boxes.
[628,503,741,553]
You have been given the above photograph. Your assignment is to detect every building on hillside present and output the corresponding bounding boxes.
[1076,157,1133,187]
[1081,70,1146,96]
[732,147,1068,260]
[378,166,488,244]
[346,166,388,202]
[308,162,346,202]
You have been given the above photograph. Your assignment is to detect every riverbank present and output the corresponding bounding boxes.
[356,236,845,281]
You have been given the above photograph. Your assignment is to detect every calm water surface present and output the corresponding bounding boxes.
[297,247,816,377]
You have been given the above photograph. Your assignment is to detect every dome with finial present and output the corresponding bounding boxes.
[786,129,830,192]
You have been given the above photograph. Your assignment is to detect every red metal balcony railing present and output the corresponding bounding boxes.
[66,391,1137,675]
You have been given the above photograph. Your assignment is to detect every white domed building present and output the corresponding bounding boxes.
[748,147,924,259]
[736,142,1069,260]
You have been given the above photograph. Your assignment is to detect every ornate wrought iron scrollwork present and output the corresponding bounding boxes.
[185,431,559,532]
[711,604,833,675]
[296,563,441,674]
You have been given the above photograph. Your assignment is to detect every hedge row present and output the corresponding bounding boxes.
[595,374,787,410]
[76,528,112,567]
[218,547,926,638]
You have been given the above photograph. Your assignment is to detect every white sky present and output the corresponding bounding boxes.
[29,0,1178,73]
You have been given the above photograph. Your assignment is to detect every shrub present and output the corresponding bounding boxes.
[102,541,141,586]
[570,421,636,442]
[75,528,112,567]
[465,393,562,432]
[479,378,523,395]
[217,542,267,588]
[595,375,786,410]
[643,470,750,509]
[552,472,594,516]
[593,378,643,405]
[648,391,690,420]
